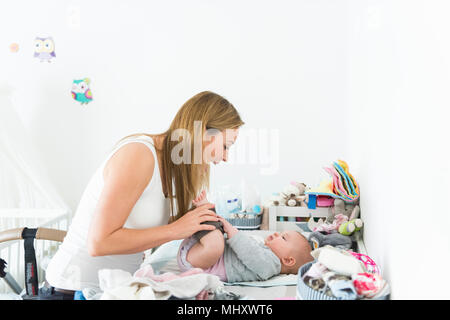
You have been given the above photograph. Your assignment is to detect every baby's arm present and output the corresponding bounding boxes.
[186,229,225,269]
[218,216,239,239]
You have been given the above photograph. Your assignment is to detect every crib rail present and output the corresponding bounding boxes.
[0,210,71,294]
[0,227,66,243]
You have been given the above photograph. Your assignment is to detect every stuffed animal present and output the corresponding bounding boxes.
[328,199,360,223]
[307,217,326,232]
[280,182,308,207]
[308,214,345,234]
[338,218,364,236]
[308,231,353,250]
[290,181,307,195]
[265,193,287,207]
[330,199,363,236]
[264,181,309,207]
[307,198,364,236]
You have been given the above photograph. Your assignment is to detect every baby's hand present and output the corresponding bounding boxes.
[192,190,209,207]
[218,216,239,239]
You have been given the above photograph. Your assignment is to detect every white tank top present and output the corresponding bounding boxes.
[46,135,170,290]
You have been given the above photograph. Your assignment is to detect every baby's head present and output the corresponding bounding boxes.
[264,230,313,274]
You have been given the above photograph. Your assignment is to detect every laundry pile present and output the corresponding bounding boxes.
[299,246,390,300]
[79,264,245,300]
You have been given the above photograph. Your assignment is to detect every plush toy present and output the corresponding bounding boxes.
[338,218,364,236]
[309,214,363,236]
[265,193,287,207]
[307,198,364,236]
[264,181,308,207]
[308,231,353,250]
[290,181,307,195]
[329,199,363,236]
[307,217,326,232]
[328,199,360,223]
[280,182,308,207]
[308,214,346,234]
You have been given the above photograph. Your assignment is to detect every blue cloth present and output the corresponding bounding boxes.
[307,194,317,209]
[328,280,357,300]
[74,290,86,300]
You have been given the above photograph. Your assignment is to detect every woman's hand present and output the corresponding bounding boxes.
[169,203,219,240]
[218,216,239,239]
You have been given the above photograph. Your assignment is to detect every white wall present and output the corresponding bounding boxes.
[1,0,449,298]
[0,0,349,209]
[344,0,450,299]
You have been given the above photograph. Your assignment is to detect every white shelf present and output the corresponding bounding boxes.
[268,206,330,231]
[275,221,306,231]
[267,205,368,255]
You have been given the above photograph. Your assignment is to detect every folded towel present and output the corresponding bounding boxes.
[306,160,359,203]
[307,179,334,196]
[337,160,359,195]
[323,166,354,200]
[311,246,366,276]
[333,162,357,197]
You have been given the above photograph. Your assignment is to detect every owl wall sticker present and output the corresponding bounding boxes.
[71,78,93,105]
[10,43,19,53]
[33,37,56,62]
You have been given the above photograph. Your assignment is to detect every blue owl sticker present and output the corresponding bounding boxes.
[34,37,56,62]
[71,78,93,105]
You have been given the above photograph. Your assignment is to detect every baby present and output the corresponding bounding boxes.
[177,190,314,283]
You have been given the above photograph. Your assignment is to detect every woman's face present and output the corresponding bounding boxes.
[203,128,239,165]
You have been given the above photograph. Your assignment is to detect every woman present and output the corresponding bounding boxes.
[43,91,244,299]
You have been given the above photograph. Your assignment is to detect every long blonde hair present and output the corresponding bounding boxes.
[115,91,244,221]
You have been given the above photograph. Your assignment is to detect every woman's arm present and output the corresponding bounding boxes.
[87,143,218,257]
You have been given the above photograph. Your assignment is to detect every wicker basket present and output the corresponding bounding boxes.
[225,213,262,230]
[296,261,390,300]
[296,261,338,300]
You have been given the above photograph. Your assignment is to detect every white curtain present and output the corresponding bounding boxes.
[0,83,71,215]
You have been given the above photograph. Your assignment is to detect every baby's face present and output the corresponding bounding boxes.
[264,230,305,260]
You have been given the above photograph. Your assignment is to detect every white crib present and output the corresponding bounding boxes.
[0,209,71,294]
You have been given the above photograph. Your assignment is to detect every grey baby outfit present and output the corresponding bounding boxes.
[223,231,281,282]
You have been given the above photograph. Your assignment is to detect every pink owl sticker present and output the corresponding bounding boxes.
[9,43,19,53]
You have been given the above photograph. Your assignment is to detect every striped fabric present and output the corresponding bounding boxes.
[296,261,390,300]
[226,214,262,229]
[297,261,338,300]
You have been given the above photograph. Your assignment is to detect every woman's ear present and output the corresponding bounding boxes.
[281,256,296,267]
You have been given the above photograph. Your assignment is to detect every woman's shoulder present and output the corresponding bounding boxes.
[103,142,156,186]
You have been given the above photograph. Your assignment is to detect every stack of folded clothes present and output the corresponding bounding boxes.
[297,246,390,300]
[305,160,360,209]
